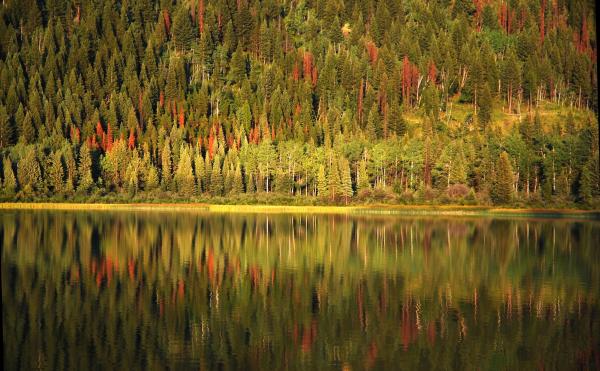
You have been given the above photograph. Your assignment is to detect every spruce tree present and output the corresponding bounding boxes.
[20,112,36,144]
[210,155,223,196]
[580,155,599,204]
[0,105,14,148]
[172,6,194,52]
[339,157,353,203]
[77,145,94,192]
[317,165,328,197]
[328,158,341,200]
[145,165,160,191]
[194,150,205,194]
[232,162,244,194]
[17,147,42,195]
[161,139,172,190]
[174,145,195,196]
[357,159,370,191]
[478,84,492,130]
[48,151,64,193]
[2,157,17,195]
[63,146,76,194]
[491,151,514,204]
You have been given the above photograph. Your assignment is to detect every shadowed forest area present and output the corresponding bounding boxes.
[0,0,598,207]
[2,211,599,369]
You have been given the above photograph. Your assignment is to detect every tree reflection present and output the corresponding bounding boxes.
[2,211,599,370]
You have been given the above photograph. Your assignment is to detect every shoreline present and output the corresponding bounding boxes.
[1,202,599,219]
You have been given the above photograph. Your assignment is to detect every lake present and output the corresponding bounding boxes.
[2,210,599,370]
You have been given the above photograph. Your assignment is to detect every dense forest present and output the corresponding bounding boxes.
[0,0,597,206]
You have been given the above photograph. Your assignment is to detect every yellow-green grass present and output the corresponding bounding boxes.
[1,202,598,219]
[404,100,597,136]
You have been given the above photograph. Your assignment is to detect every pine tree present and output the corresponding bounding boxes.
[172,6,195,52]
[161,139,172,190]
[580,155,599,204]
[204,153,212,192]
[210,155,223,196]
[48,151,64,193]
[317,164,328,197]
[174,145,195,196]
[491,151,514,204]
[125,150,142,194]
[20,112,36,144]
[232,162,244,194]
[17,147,42,195]
[145,165,160,191]
[0,105,14,148]
[328,157,341,200]
[357,159,370,191]
[339,157,353,203]
[77,145,94,192]
[63,146,76,194]
[194,150,205,194]
[2,157,17,195]
[478,84,492,129]
[449,144,468,185]
[229,46,246,83]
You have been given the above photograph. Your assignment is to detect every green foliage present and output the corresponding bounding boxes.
[174,144,195,196]
[0,0,596,207]
[172,6,195,52]
[77,145,94,192]
[47,151,64,193]
[210,155,223,196]
[161,139,173,190]
[2,156,16,194]
[16,147,41,195]
[491,152,514,205]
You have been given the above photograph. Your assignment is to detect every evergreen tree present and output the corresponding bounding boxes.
[328,157,341,199]
[232,162,244,194]
[48,151,64,193]
[580,155,599,204]
[17,147,42,195]
[161,139,172,190]
[146,165,160,191]
[194,150,205,194]
[126,150,142,194]
[478,84,492,130]
[491,151,514,204]
[317,164,328,197]
[20,112,36,144]
[63,146,76,194]
[0,105,14,148]
[77,145,94,192]
[172,6,195,52]
[339,157,353,203]
[210,155,223,196]
[357,159,370,191]
[2,157,17,195]
[174,144,195,196]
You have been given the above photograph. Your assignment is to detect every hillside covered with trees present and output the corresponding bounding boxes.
[0,0,597,207]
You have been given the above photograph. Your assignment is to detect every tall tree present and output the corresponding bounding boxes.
[17,147,42,195]
[491,151,514,204]
[77,145,94,192]
[2,157,17,195]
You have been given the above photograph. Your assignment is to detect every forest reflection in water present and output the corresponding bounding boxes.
[2,210,599,370]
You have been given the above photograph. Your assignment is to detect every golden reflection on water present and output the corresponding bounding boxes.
[2,210,599,370]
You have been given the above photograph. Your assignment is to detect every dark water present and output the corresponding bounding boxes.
[2,210,599,370]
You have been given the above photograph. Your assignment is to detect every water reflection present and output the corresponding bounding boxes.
[2,210,599,370]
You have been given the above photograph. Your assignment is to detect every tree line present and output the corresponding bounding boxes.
[0,0,597,206]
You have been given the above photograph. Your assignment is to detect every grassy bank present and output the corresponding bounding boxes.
[1,202,599,219]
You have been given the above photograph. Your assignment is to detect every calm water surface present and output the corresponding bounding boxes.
[2,210,599,370]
